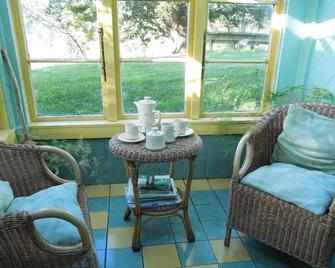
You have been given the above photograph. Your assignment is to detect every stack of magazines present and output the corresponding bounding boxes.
[125,175,182,208]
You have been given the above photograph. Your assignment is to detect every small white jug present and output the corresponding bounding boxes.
[134,97,161,133]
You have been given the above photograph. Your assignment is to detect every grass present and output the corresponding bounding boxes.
[31,49,266,116]
[32,63,103,115]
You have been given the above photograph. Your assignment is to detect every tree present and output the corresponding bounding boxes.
[22,1,270,56]
[208,4,271,32]
[118,1,188,54]
[22,0,97,58]
[118,2,271,54]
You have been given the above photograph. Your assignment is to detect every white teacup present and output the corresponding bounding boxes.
[161,122,179,143]
[174,118,189,135]
[124,122,140,140]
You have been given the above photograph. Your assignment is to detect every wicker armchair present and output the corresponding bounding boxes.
[0,142,97,268]
[225,103,335,268]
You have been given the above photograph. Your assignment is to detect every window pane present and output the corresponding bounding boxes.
[203,64,265,112]
[117,1,189,58]
[206,3,272,60]
[121,63,185,113]
[21,0,99,60]
[31,63,103,116]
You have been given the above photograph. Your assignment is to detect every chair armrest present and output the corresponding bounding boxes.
[232,106,288,183]
[232,132,253,182]
[0,211,27,230]
[329,198,335,217]
[37,145,83,185]
[27,209,92,253]
[0,209,93,254]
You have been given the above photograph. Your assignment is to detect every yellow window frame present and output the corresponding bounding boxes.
[200,0,286,117]
[7,0,286,139]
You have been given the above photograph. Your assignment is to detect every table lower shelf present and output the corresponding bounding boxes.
[127,188,184,216]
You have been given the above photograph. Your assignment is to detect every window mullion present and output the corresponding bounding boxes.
[205,60,268,64]
[185,0,208,119]
[97,0,120,121]
[261,0,286,111]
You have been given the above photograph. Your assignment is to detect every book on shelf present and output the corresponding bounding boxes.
[125,194,182,209]
[127,175,178,200]
[125,174,182,208]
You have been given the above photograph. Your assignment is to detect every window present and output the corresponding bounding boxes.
[117,1,189,114]
[13,0,284,125]
[203,2,273,113]
[20,0,103,116]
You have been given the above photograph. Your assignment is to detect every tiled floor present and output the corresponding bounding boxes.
[86,179,313,268]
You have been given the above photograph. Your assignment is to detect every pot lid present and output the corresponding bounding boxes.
[146,127,164,138]
[137,96,156,106]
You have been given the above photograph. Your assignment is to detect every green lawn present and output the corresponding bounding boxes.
[31,49,266,115]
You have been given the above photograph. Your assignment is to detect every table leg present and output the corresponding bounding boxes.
[182,156,196,242]
[123,161,131,220]
[129,162,142,251]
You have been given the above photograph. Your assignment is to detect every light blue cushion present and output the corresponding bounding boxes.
[241,163,335,215]
[0,180,14,214]
[272,104,335,175]
[6,182,85,245]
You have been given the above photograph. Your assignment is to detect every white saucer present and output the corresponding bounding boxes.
[118,133,145,143]
[177,128,194,137]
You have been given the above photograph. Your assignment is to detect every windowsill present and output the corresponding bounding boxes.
[30,117,260,139]
[0,129,16,143]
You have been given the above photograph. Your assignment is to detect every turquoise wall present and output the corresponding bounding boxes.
[57,136,241,185]
[304,1,335,93]
[0,1,26,130]
[275,0,335,95]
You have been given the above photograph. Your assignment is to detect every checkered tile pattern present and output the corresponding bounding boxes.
[86,179,312,268]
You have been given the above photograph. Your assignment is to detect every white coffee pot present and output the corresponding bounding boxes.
[134,97,161,133]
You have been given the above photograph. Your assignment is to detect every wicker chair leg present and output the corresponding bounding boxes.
[124,207,131,220]
[224,226,232,246]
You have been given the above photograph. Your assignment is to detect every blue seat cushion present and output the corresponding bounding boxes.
[272,104,335,175]
[0,180,14,214]
[6,182,85,245]
[241,163,335,215]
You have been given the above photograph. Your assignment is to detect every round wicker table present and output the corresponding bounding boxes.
[109,133,203,251]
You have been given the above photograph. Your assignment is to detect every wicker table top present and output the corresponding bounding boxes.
[109,133,203,163]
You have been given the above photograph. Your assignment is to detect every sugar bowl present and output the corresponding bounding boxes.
[145,127,165,151]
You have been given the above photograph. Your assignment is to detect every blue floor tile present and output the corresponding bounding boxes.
[171,219,207,242]
[176,240,217,266]
[108,208,135,228]
[105,248,142,268]
[93,229,107,250]
[109,196,128,210]
[169,203,198,224]
[202,219,238,240]
[214,189,230,212]
[195,203,226,221]
[253,259,296,268]
[191,191,219,205]
[141,222,175,246]
[142,215,170,224]
[88,197,109,212]
[289,258,312,267]
[241,237,288,261]
[96,250,105,268]
[219,261,256,268]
